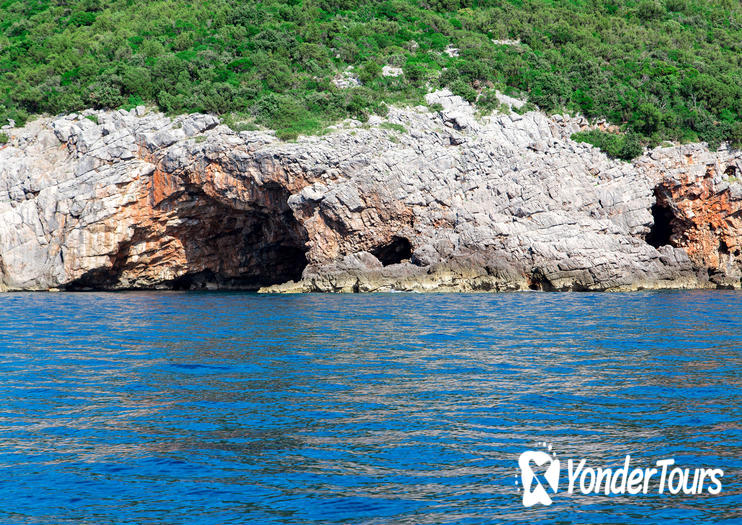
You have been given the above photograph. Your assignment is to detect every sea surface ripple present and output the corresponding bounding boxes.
[0,291,739,524]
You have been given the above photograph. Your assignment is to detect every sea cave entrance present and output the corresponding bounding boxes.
[646,189,674,248]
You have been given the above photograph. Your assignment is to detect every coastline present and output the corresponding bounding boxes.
[259,263,721,294]
[1,91,741,294]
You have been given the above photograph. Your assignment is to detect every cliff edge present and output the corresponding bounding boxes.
[1,91,740,292]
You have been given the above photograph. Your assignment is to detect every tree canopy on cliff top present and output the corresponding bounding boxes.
[0,0,740,149]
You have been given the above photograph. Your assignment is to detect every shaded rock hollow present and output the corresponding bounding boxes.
[0,91,740,292]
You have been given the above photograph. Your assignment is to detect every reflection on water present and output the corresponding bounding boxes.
[0,291,740,524]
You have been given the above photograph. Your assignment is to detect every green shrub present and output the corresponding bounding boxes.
[358,61,382,84]
[124,95,145,111]
[636,0,665,20]
[222,114,259,133]
[68,11,97,27]
[572,130,644,161]
[512,102,537,115]
[380,122,406,133]
[476,89,509,115]
[275,118,322,141]
[730,123,742,149]
[449,79,477,103]
[122,67,153,99]
[0,132,8,144]
[402,63,426,86]
[86,80,124,109]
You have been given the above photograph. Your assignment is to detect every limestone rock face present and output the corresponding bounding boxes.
[0,92,740,292]
[651,154,742,288]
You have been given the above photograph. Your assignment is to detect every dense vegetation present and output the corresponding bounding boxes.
[571,129,644,160]
[0,0,740,150]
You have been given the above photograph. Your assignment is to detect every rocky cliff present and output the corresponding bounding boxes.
[1,91,740,292]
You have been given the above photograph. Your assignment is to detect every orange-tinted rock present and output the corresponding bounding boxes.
[654,165,742,286]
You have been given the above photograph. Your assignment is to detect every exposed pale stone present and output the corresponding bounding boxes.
[0,91,740,292]
[491,39,522,46]
[382,66,403,77]
[331,67,361,89]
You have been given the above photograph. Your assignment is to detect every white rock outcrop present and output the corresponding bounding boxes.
[1,91,740,292]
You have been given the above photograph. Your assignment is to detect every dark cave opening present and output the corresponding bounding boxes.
[646,193,675,248]
[371,236,413,266]
[65,189,309,291]
[719,238,730,255]
[168,203,309,291]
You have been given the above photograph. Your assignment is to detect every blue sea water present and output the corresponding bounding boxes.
[0,291,740,524]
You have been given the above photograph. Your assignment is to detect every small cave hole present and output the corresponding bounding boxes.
[646,196,674,248]
[719,238,730,255]
[528,268,554,292]
[371,236,413,266]
[171,270,217,291]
